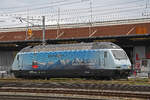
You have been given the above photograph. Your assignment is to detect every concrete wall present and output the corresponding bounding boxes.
[134,46,145,61]
[0,51,17,77]
[133,46,145,72]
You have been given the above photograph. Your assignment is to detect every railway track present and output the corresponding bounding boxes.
[0,79,150,99]
[0,95,64,100]
[0,81,150,92]
[0,95,99,100]
[0,87,150,99]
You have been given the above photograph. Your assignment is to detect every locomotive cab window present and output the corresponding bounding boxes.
[111,50,127,59]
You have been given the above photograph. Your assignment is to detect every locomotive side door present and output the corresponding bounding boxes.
[17,55,23,70]
[104,51,107,68]
[99,51,105,68]
[17,55,20,69]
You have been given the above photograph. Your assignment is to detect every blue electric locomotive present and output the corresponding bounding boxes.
[11,42,131,79]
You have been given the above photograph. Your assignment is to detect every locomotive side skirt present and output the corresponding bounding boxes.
[12,69,131,79]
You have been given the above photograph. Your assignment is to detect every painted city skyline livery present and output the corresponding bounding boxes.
[12,42,131,79]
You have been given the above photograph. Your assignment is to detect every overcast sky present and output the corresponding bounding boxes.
[0,0,149,28]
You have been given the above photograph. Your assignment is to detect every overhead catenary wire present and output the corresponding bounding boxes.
[0,0,145,16]
[0,0,149,28]
[0,0,70,10]
[0,0,145,14]
[0,4,148,18]
[0,3,146,18]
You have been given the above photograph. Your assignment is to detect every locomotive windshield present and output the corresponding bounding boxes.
[111,50,128,59]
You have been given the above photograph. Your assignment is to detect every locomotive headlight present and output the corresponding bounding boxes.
[128,66,131,69]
